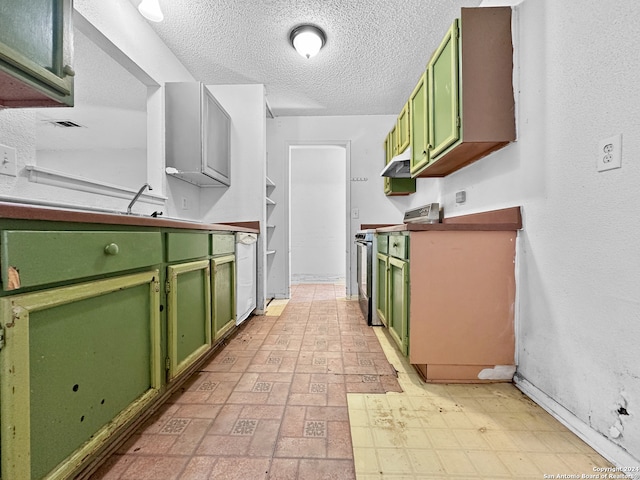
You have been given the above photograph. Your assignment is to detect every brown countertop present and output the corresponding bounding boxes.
[374,206,522,233]
[0,202,260,233]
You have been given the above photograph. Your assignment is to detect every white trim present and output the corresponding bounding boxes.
[514,375,640,478]
[25,165,166,205]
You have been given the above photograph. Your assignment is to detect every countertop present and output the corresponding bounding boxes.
[366,206,522,233]
[0,202,260,233]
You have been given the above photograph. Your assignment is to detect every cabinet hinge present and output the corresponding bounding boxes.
[0,326,4,351]
[456,116,461,128]
[165,281,171,294]
[165,357,171,370]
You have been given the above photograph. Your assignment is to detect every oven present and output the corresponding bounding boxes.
[355,230,382,326]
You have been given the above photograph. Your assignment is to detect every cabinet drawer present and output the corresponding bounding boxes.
[388,234,409,259]
[211,233,235,255]
[166,232,209,262]
[1,230,162,290]
[377,235,388,254]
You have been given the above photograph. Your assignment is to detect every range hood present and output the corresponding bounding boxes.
[380,147,411,178]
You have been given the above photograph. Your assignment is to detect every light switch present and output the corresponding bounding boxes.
[0,143,17,177]
[351,208,359,219]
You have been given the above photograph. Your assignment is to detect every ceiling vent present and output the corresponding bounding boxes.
[47,120,85,128]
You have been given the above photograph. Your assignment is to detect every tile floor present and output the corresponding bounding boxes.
[350,327,614,479]
[92,284,612,480]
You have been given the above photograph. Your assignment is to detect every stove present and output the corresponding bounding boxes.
[355,230,382,326]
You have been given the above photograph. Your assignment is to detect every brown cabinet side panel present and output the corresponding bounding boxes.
[461,7,515,143]
[409,231,516,367]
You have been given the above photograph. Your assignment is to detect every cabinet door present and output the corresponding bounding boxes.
[383,131,394,195]
[428,19,460,159]
[410,71,430,175]
[202,86,231,186]
[211,254,236,341]
[388,257,409,356]
[384,127,416,196]
[0,271,162,480]
[396,102,410,153]
[0,0,74,107]
[376,252,388,327]
[166,260,212,380]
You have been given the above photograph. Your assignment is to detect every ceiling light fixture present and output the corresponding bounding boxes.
[138,0,164,22]
[289,24,326,59]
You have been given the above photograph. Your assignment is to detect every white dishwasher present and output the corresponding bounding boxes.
[235,232,257,325]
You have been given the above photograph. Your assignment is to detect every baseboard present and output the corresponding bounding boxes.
[514,374,640,478]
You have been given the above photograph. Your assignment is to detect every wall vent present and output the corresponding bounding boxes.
[47,120,86,128]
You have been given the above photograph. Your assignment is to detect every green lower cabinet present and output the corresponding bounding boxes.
[376,252,389,326]
[211,254,236,341]
[166,260,212,380]
[0,271,162,480]
[387,256,410,357]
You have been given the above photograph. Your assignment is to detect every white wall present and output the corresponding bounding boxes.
[0,0,195,213]
[433,0,640,468]
[290,146,346,284]
[266,115,441,297]
[198,85,266,225]
[267,0,640,467]
[0,3,269,311]
[265,108,500,297]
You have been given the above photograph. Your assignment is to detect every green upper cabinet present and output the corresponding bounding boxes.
[383,132,392,196]
[0,0,74,107]
[428,19,460,160]
[409,71,429,175]
[412,7,515,178]
[383,125,416,197]
[396,102,410,154]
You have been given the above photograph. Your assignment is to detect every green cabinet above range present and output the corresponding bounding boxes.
[383,121,416,197]
[385,7,515,183]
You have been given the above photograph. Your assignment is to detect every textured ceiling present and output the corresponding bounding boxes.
[139,0,482,117]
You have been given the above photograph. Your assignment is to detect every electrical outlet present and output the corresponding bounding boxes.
[597,134,622,172]
[181,197,188,210]
[0,143,17,177]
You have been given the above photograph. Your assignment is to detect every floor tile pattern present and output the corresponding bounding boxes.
[92,284,397,479]
[349,326,615,479]
[92,284,613,480]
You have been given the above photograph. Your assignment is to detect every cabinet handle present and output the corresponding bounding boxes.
[104,243,119,255]
[62,65,76,77]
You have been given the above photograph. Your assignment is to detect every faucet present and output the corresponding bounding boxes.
[127,183,152,214]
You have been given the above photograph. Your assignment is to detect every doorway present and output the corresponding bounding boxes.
[288,144,349,291]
